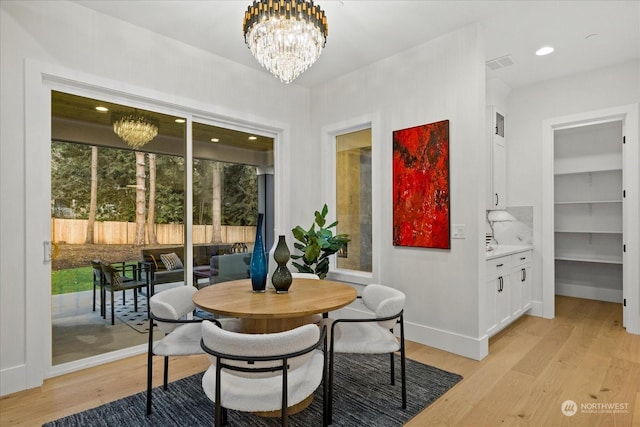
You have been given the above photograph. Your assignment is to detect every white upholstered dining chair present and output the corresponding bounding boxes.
[200,320,328,427]
[146,285,239,416]
[320,283,406,424]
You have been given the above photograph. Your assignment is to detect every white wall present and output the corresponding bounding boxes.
[507,60,640,312]
[311,25,487,359]
[0,0,311,395]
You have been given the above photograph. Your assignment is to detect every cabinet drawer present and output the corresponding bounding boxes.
[511,250,532,268]
[487,256,511,279]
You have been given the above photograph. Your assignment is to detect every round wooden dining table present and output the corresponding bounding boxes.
[192,278,357,333]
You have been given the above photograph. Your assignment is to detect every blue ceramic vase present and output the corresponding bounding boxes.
[250,213,267,292]
[271,235,292,293]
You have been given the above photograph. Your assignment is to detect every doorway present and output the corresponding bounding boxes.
[541,104,639,333]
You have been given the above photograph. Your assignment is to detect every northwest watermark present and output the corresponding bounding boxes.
[561,400,629,416]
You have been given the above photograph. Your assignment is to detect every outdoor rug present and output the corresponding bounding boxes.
[112,291,149,334]
[43,353,462,427]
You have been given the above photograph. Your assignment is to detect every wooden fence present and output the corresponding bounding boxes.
[51,218,256,245]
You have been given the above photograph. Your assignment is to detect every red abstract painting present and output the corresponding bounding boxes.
[392,120,450,249]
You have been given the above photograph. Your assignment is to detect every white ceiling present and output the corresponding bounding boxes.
[73,0,640,89]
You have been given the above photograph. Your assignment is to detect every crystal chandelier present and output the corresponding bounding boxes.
[112,113,158,149]
[243,0,328,84]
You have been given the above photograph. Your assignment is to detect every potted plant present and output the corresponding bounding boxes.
[291,204,350,279]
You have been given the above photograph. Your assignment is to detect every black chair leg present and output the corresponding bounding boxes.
[215,403,222,427]
[328,346,335,424]
[400,317,407,409]
[93,283,97,311]
[163,356,169,390]
[146,329,154,415]
[390,352,395,385]
[100,286,105,318]
[111,291,115,325]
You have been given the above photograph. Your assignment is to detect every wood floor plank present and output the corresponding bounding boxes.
[584,357,639,426]
[455,370,535,426]
[407,325,541,426]
[511,321,574,377]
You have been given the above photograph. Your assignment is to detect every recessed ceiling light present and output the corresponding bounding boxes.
[211,138,219,142]
[174,118,186,123]
[536,46,554,56]
[95,106,109,112]
[248,136,258,140]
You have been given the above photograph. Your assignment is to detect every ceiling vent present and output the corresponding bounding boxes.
[486,55,516,71]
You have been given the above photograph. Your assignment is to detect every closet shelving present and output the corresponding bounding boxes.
[553,121,623,295]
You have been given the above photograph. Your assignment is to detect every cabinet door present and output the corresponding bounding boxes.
[519,264,532,311]
[486,278,498,336]
[492,138,507,209]
[487,107,507,210]
[510,266,522,317]
[496,274,511,329]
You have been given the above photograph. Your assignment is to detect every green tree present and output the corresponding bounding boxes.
[222,163,257,226]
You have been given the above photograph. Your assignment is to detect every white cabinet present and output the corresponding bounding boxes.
[487,106,506,209]
[486,249,532,337]
[510,251,531,317]
[486,255,511,336]
[553,121,624,303]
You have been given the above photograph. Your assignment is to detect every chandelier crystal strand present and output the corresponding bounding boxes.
[112,114,158,149]
[243,0,328,84]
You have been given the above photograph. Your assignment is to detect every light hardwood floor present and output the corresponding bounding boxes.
[1,296,638,426]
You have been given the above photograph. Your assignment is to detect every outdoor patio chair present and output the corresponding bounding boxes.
[200,320,328,427]
[100,262,148,326]
[91,260,105,316]
[320,283,406,424]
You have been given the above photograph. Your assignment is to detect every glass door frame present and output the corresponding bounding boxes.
[25,60,290,384]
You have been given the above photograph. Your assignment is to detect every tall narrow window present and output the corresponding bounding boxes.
[336,129,372,272]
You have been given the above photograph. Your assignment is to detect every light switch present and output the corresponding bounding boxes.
[452,224,466,239]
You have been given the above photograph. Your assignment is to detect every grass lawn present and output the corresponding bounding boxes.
[51,263,140,295]
[52,266,93,295]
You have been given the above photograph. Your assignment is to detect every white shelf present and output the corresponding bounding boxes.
[555,255,622,265]
[554,154,621,175]
[554,200,622,205]
[555,230,621,234]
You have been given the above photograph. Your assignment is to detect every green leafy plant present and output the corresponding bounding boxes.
[291,204,350,279]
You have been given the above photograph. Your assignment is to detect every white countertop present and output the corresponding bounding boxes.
[485,244,532,260]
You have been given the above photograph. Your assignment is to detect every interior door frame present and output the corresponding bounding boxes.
[541,103,639,333]
[25,59,290,386]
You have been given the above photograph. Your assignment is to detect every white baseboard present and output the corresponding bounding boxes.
[556,282,623,304]
[1,364,28,396]
[335,304,488,361]
[528,300,546,318]
[48,343,147,378]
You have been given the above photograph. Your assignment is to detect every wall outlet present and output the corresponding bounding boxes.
[452,224,466,239]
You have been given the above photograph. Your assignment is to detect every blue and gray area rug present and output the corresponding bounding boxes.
[43,353,462,426]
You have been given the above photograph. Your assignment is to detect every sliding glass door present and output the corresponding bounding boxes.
[49,91,276,367]
[50,91,188,365]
